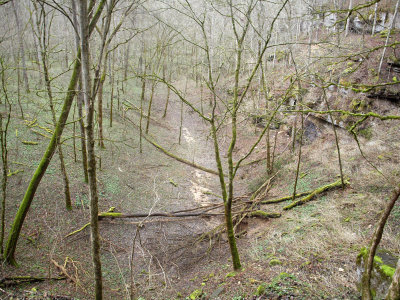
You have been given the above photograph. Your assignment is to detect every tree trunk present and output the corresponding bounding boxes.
[361,186,400,299]
[71,0,89,183]
[145,81,156,134]
[11,0,29,93]
[0,60,11,255]
[38,9,72,210]
[162,71,171,118]
[3,52,81,266]
[78,80,89,183]
[98,71,106,148]
[79,0,103,298]
[124,43,130,82]
[13,53,24,119]
[378,0,400,76]
[3,0,106,266]
[139,65,146,153]
[345,0,353,37]
[372,3,378,36]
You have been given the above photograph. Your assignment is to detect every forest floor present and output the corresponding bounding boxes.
[2,33,400,300]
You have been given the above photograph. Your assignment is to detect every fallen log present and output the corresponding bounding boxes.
[248,210,281,219]
[261,190,313,204]
[283,178,349,210]
[0,275,66,287]
[66,203,280,238]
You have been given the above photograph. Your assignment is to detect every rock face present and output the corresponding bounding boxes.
[303,120,320,144]
[356,247,398,299]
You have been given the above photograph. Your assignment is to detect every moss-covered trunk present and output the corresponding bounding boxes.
[3,55,80,265]
[3,0,106,266]
[224,198,241,270]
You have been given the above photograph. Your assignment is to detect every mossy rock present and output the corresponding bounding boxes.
[356,247,398,299]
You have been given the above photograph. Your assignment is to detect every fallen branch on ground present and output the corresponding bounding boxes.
[248,210,281,219]
[261,190,313,204]
[51,259,77,284]
[0,275,66,287]
[283,178,349,210]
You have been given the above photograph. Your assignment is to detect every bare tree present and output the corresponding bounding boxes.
[78,0,103,297]
[11,0,30,93]
[0,57,11,255]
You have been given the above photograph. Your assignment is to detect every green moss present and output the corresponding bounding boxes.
[374,255,383,264]
[380,264,395,278]
[189,289,203,299]
[357,247,395,279]
[254,284,266,296]
[350,99,366,111]
[357,247,368,265]
[225,271,236,278]
[99,212,122,217]
[358,127,373,140]
[269,258,282,266]
[249,210,281,219]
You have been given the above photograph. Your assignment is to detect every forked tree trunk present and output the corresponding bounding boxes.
[79,0,103,298]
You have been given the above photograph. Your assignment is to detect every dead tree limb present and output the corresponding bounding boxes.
[283,178,349,210]
[0,275,66,287]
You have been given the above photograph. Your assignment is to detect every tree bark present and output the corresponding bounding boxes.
[79,0,103,298]
[97,70,106,148]
[0,59,11,255]
[71,0,89,183]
